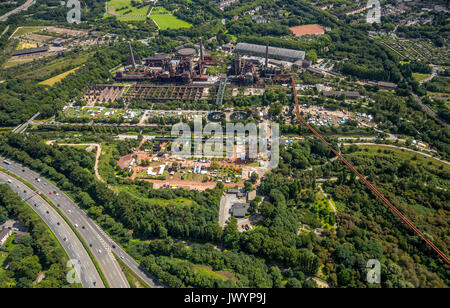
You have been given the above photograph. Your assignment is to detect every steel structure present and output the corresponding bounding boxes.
[278,74,450,265]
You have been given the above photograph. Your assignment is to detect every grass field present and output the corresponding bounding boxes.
[412,73,432,83]
[38,66,81,86]
[17,51,93,79]
[106,0,149,21]
[150,6,192,30]
[345,144,449,171]
[10,26,46,39]
[2,58,33,69]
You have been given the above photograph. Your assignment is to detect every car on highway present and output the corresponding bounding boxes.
[46,210,49,214]
[75,224,79,228]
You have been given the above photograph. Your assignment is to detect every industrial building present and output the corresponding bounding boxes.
[12,46,49,56]
[116,40,210,84]
[323,90,361,99]
[235,43,305,62]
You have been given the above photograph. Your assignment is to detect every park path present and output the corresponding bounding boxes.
[47,141,106,183]
[412,93,449,128]
[343,143,450,166]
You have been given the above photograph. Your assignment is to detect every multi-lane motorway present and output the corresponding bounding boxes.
[0,171,104,288]
[1,156,164,288]
[0,0,36,22]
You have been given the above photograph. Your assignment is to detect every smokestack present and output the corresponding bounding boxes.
[200,37,204,62]
[265,41,269,71]
[129,41,136,69]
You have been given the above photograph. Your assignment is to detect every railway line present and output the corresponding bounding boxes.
[284,74,450,265]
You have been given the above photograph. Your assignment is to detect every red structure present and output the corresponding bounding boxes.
[276,74,450,265]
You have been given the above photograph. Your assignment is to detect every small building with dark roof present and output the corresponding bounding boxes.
[12,46,50,57]
[230,203,250,218]
[377,81,398,91]
[323,90,361,99]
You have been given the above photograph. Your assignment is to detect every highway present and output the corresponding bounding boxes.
[0,171,104,288]
[0,0,36,22]
[0,157,164,288]
[12,112,40,134]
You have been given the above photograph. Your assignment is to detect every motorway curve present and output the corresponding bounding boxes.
[0,171,104,288]
[1,157,164,288]
[0,0,36,22]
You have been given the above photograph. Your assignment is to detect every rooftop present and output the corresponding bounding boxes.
[235,43,305,61]
[231,203,250,217]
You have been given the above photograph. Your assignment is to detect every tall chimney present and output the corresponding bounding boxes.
[199,37,204,61]
[129,41,136,69]
[265,41,269,71]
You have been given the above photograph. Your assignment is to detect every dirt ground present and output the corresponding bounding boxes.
[46,27,88,37]
[289,24,325,36]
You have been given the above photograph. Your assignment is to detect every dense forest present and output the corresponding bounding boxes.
[1,132,448,287]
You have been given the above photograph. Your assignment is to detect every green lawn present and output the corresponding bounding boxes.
[17,51,93,80]
[150,6,192,30]
[344,144,449,172]
[106,0,149,21]
[412,73,431,83]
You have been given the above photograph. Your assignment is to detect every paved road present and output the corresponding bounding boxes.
[0,0,36,22]
[0,158,130,288]
[219,193,239,228]
[12,112,40,134]
[1,157,164,288]
[0,171,104,288]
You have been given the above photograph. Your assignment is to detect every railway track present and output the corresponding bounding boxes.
[283,74,449,264]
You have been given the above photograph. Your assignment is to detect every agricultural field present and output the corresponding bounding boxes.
[10,26,47,39]
[16,51,94,80]
[38,66,81,86]
[2,58,33,69]
[106,0,150,21]
[149,6,192,30]
[378,37,448,65]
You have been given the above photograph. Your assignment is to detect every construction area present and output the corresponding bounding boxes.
[113,136,271,191]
